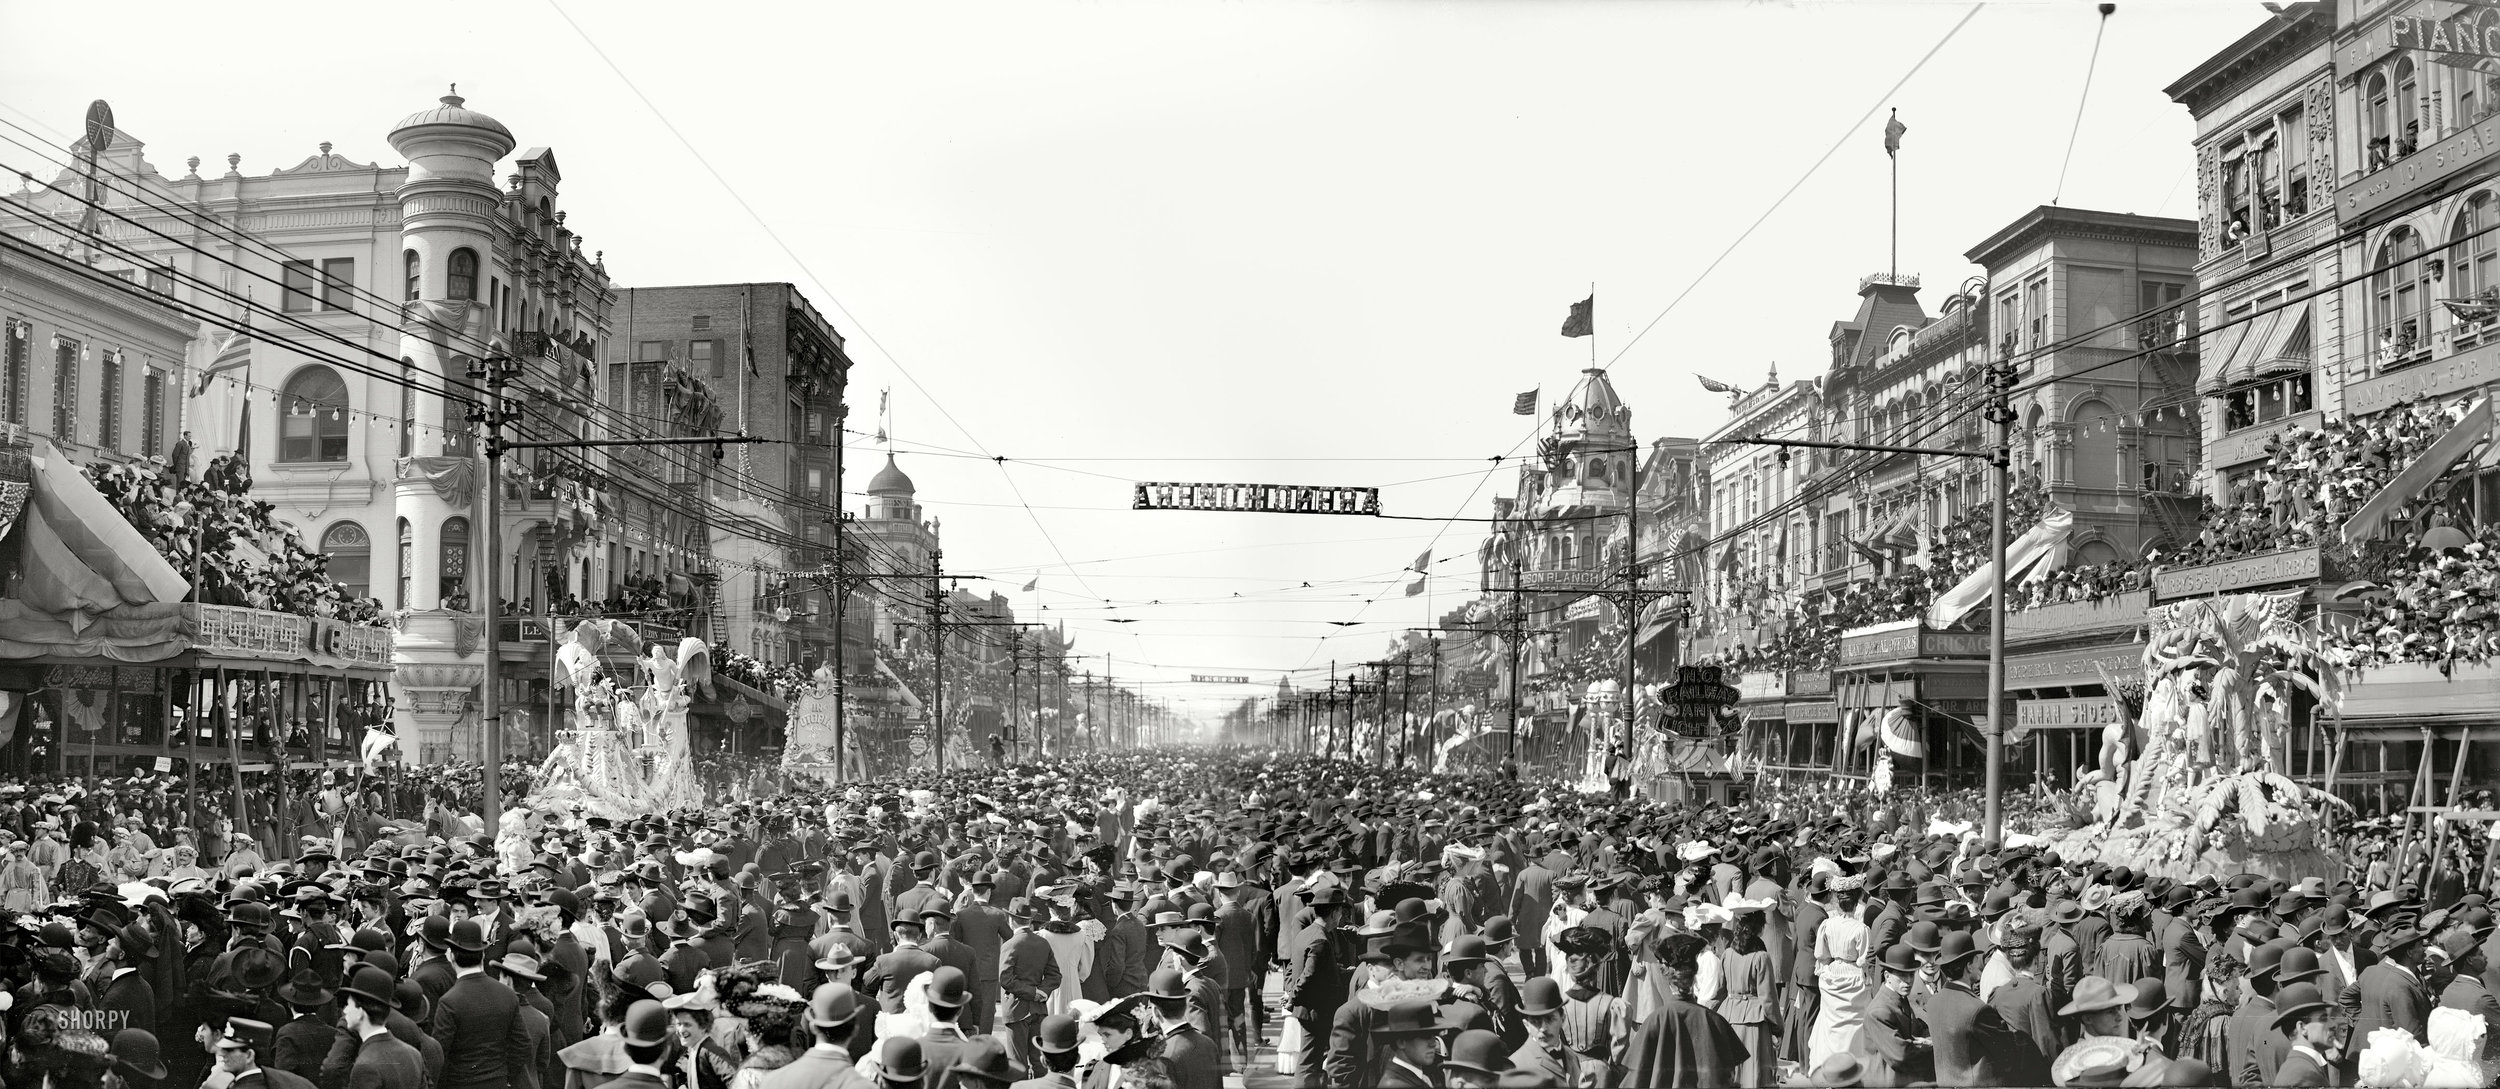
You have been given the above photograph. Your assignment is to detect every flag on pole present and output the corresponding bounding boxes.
[1560,297,1594,338]
[1020,577,1038,592]
[1696,374,1739,394]
[1404,578,1425,597]
[193,329,250,396]
[1409,549,1431,573]
[1884,109,1907,158]
[1512,389,1538,415]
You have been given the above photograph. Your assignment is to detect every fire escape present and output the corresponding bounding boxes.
[2134,310,2205,552]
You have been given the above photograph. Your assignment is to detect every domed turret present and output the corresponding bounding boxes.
[389,87,513,147]
[868,454,916,498]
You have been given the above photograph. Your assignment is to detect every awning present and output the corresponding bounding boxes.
[1873,510,1918,553]
[2234,304,2312,385]
[2341,397,2492,546]
[1926,507,2076,628]
[2195,310,2273,396]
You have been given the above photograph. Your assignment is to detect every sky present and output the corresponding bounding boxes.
[1,0,2272,723]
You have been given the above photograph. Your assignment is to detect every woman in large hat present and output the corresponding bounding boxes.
[1805,873,1874,1070]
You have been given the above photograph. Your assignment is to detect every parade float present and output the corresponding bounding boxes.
[2050,590,2348,880]
[528,619,703,820]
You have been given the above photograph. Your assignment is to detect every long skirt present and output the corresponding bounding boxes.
[1806,963,1871,1070]
[1731,1022,1779,1088]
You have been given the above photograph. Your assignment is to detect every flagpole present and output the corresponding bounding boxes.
[1890,110,1900,280]
[1589,283,1597,370]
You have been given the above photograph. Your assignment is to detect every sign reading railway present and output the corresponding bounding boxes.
[1190,674,1251,684]
[1133,482,1380,516]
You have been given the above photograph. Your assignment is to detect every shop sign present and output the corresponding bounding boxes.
[2337,108,2500,224]
[2017,697,2122,730]
[1788,671,1831,696]
[1737,671,1787,702]
[1786,699,1838,724]
[2205,413,2321,471]
[1522,568,1610,593]
[2152,547,2322,600]
[1566,598,1605,622]
[2006,591,2152,639]
[1839,626,1988,666]
[187,604,396,667]
[1189,675,1250,684]
[1132,481,1379,516]
[2009,646,2143,689]
[2341,340,2500,416]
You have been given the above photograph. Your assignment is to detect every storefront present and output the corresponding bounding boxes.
[1833,620,1990,787]
[1735,670,1788,774]
[2004,591,2152,790]
[2332,661,2500,812]
[1780,670,1840,774]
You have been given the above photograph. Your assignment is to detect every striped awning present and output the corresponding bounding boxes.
[2342,396,2493,546]
[2232,304,2312,386]
[2196,309,2278,395]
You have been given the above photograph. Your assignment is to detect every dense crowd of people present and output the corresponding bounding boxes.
[86,453,389,626]
[0,747,2477,1089]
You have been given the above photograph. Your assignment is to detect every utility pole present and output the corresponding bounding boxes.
[928,548,945,773]
[1507,539,1524,776]
[1983,343,2019,847]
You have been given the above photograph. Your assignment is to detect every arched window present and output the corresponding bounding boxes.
[447,248,478,302]
[440,517,471,608]
[2397,58,2422,154]
[403,250,420,302]
[2375,227,2431,361]
[2368,72,2394,169]
[396,519,412,611]
[321,522,371,600]
[278,366,350,463]
[2459,194,2498,302]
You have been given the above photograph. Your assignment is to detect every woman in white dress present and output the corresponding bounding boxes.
[1807,873,1874,1069]
[1037,887,1100,1013]
[1541,874,1590,985]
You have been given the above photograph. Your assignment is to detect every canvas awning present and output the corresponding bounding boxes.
[2232,304,2312,386]
[2342,397,2493,546]
[1925,507,2076,628]
[2196,309,2278,395]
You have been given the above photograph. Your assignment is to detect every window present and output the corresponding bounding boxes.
[323,258,354,311]
[96,351,121,451]
[2140,281,2188,346]
[2374,227,2432,365]
[440,517,471,607]
[141,369,164,456]
[691,339,718,376]
[637,340,666,362]
[284,260,319,312]
[692,315,712,332]
[2398,58,2422,156]
[2227,375,2314,432]
[398,360,416,458]
[51,337,77,442]
[404,250,421,302]
[2026,278,2048,348]
[279,365,351,462]
[322,522,372,600]
[489,276,502,330]
[447,249,478,301]
[396,519,412,611]
[2460,194,2499,305]
[2,319,25,426]
[146,264,173,295]
[806,410,824,439]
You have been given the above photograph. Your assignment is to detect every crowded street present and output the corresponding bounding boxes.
[13,0,2500,1085]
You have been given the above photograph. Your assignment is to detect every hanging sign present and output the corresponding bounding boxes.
[1133,482,1379,516]
[1189,675,1250,684]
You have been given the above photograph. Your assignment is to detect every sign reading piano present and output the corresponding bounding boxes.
[1133,482,1380,516]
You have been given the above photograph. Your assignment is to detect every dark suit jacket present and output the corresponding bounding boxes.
[1375,1058,1435,1089]
[1159,1024,1224,1089]
[96,970,155,1035]
[1928,980,2040,1087]
[236,1067,319,1089]
[999,930,1060,1024]
[921,934,978,990]
[1286,922,1348,1013]
[433,971,529,1089]
[344,1030,428,1089]
[2229,994,2285,1087]
[865,943,940,1015]
[2161,917,2206,1008]
[411,957,457,1010]
[1857,983,1930,1087]
[954,902,1013,980]
[2274,1045,2335,1087]
[272,1012,338,1083]
[2354,961,2428,1043]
